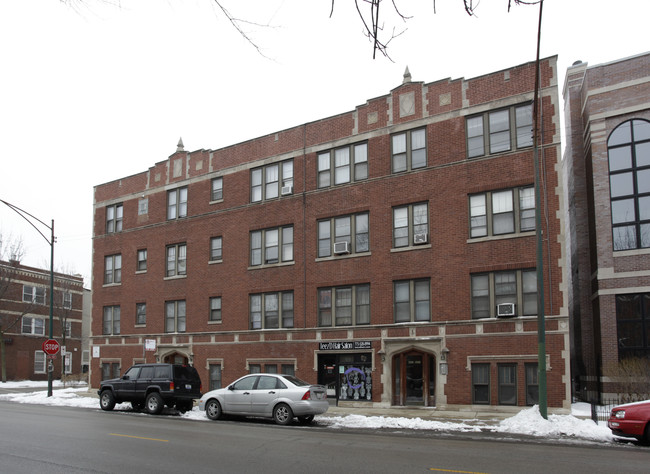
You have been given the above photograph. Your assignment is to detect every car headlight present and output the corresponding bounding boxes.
[614,410,625,419]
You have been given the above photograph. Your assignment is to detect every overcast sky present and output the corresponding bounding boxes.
[1,0,648,287]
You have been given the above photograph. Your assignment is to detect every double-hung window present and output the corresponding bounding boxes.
[167,187,188,220]
[137,249,147,272]
[211,177,223,201]
[394,279,430,322]
[104,254,122,284]
[471,269,537,319]
[63,291,72,309]
[23,285,46,305]
[608,119,650,250]
[469,186,535,238]
[166,243,187,277]
[250,226,293,266]
[209,296,222,322]
[102,305,120,335]
[165,300,186,333]
[251,160,293,202]
[34,352,46,374]
[467,103,533,158]
[106,204,123,233]
[391,128,426,173]
[318,284,370,327]
[249,291,294,329]
[210,237,222,262]
[393,203,429,248]
[318,212,369,257]
[318,142,368,188]
[22,316,45,336]
[136,303,146,325]
[472,363,490,404]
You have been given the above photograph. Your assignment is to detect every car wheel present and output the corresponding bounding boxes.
[273,403,293,425]
[131,402,144,411]
[145,392,164,415]
[298,415,314,425]
[205,399,223,420]
[99,390,116,411]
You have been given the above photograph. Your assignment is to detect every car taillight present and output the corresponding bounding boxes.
[170,382,175,391]
[301,390,311,401]
[614,410,625,419]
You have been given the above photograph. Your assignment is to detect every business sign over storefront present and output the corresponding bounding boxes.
[319,340,371,351]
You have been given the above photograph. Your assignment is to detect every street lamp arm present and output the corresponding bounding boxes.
[0,199,53,244]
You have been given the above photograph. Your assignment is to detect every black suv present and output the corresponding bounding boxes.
[98,363,202,415]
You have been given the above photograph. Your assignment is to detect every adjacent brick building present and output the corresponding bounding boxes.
[564,52,650,401]
[91,57,570,411]
[0,259,85,380]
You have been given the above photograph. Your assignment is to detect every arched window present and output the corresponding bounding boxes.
[608,119,650,250]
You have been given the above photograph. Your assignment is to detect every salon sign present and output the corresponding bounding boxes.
[319,340,371,351]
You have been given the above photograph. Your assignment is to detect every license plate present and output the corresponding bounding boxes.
[185,384,192,390]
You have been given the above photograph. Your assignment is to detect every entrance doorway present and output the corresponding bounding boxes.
[392,350,436,406]
[163,352,189,365]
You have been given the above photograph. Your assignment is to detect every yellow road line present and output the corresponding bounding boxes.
[429,469,489,474]
[109,433,169,442]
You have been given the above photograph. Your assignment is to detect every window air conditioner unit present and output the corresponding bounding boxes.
[413,233,428,245]
[281,185,293,195]
[333,241,350,254]
[496,303,516,317]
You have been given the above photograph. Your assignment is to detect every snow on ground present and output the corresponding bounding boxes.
[0,380,615,443]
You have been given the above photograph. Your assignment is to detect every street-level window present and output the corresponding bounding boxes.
[101,362,120,381]
[209,364,222,390]
[608,119,650,250]
[616,293,650,359]
[103,306,120,335]
[167,187,188,220]
[498,364,517,405]
[393,279,430,323]
[472,363,490,404]
[34,351,46,374]
[165,300,186,333]
[525,363,539,406]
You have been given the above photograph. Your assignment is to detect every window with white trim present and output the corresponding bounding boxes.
[318,142,368,188]
[250,291,294,329]
[466,103,533,158]
[209,296,222,322]
[106,203,123,233]
[23,285,46,305]
[211,177,223,201]
[22,316,45,336]
[63,291,72,309]
[250,226,293,266]
[251,160,293,202]
[34,351,46,374]
[210,237,222,262]
[137,249,147,272]
[104,254,122,284]
[318,284,370,326]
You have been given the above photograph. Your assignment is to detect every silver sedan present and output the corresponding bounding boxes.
[198,373,329,425]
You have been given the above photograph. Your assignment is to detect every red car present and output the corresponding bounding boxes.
[608,400,650,443]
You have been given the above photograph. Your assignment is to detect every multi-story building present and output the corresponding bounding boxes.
[91,56,569,411]
[564,52,650,401]
[0,259,85,380]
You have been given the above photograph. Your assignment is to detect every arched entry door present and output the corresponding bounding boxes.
[392,350,436,406]
[163,352,189,365]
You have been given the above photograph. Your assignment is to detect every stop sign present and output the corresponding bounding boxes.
[42,339,60,356]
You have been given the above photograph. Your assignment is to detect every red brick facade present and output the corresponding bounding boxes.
[0,260,84,381]
[564,52,650,401]
[91,57,570,411]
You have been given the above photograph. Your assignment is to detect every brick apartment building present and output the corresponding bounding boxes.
[0,260,85,380]
[91,56,570,411]
[564,52,650,401]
